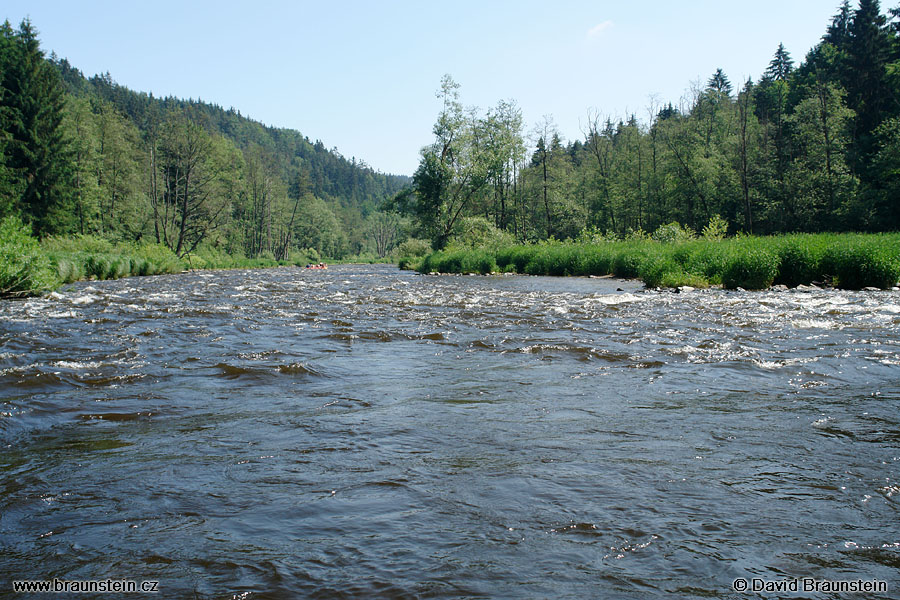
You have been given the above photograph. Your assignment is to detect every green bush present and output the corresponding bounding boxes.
[187,244,234,269]
[523,246,562,275]
[580,245,615,275]
[652,221,696,243]
[55,257,84,284]
[130,258,150,277]
[416,233,900,291]
[701,215,729,240]
[448,216,515,250]
[419,249,497,274]
[395,238,432,269]
[132,243,183,274]
[625,227,650,242]
[0,217,60,297]
[576,226,619,244]
[823,242,900,289]
[639,254,681,288]
[775,238,823,287]
[396,238,432,258]
[611,249,647,279]
[303,248,321,264]
[495,245,534,274]
[398,256,424,271]
[722,250,779,290]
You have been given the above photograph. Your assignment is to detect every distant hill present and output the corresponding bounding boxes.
[51,56,410,210]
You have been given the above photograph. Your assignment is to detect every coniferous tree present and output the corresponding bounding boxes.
[766,43,795,81]
[846,0,894,162]
[0,20,75,234]
[825,1,854,48]
[707,68,733,95]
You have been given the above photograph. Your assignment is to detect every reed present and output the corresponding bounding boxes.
[415,233,900,290]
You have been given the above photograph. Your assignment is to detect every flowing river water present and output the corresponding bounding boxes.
[1,264,899,598]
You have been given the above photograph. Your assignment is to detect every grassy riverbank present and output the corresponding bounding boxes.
[413,233,900,290]
[0,217,323,299]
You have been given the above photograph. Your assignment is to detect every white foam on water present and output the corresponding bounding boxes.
[70,294,100,305]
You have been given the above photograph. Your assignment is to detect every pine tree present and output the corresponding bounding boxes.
[765,43,794,81]
[707,68,733,95]
[0,20,74,234]
[824,0,853,49]
[0,21,21,217]
[846,0,893,160]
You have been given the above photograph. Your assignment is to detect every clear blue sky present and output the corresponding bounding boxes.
[5,1,843,176]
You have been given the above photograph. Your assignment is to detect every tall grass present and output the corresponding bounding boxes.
[2,225,341,299]
[0,217,59,298]
[416,233,900,290]
[43,236,185,284]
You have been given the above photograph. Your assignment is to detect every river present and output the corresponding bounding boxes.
[1,264,898,598]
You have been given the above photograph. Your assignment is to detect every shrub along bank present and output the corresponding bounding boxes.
[413,233,900,291]
[0,216,326,298]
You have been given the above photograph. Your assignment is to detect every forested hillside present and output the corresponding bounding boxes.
[4,1,899,269]
[0,19,409,260]
[401,0,900,249]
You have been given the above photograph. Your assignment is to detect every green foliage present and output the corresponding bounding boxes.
[41,237,183,284]
[774,237,825,287]
[395,5,900,245]
[395,238,431,270]
[131,243,182,274]
[822,238,900,289]
[0,216,59,297]
[395,238,431,258]
[722,250,780,290]
[185,244,236,270]
[0,20,75,235]
[407,77,525,249]
[292,247,321,266]
[652,222,696,243]
[625,228,651,242]
[418,233,900,291]
[42,234,114,254]
[447,216,515,250]
[701,215,729,240]
[639,253,683,288]
[420,248,497,275]
[611,247,649,279]
[575,226,618,244]
[301,247,321,264]
[293,196,347,259]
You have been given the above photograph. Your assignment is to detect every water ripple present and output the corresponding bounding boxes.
[1,265,898,598]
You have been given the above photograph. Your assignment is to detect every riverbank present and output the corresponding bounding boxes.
[0,217,322,299]
[411,233,900,291]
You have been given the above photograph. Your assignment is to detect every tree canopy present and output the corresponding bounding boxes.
[400,2,900,243]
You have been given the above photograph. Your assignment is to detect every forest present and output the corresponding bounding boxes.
[0,18,409,265]
[398,0,900,250]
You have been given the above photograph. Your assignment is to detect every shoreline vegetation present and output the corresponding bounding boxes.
[5,5,900,298]
[0,216,324,298]
[4,212,898,298]
[404,229,900,291]
[0,215,413,299]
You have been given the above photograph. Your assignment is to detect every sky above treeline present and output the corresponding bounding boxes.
[5,1,842,176]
